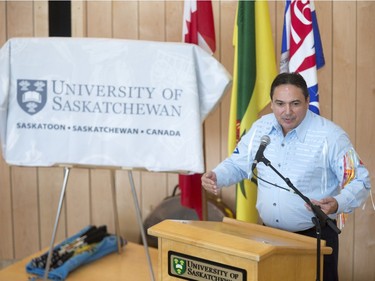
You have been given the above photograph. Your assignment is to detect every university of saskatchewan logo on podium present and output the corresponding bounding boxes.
[17,79,47,115]
[168,251,246,281]
[173,257,186,275]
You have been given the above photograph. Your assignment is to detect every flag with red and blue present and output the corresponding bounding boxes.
[280,0,325,115]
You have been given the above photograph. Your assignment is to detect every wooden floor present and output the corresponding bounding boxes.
[0,242,158,281]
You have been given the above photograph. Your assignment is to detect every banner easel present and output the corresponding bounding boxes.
[0,37,232,281]
[42,166,155,281]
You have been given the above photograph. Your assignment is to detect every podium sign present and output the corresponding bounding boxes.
[168,251,247,281]
[0,38,231,172]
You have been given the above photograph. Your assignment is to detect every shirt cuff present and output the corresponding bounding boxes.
[334,193,354,214]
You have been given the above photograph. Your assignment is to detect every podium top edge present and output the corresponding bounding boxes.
[148,219,332,259]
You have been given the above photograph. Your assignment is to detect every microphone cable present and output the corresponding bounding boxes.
[251,171,297,194]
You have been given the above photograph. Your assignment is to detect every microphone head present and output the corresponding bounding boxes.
[260,135,271,146]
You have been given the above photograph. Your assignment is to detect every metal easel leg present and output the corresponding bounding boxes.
[127,171,155,281]
[43,167,71,281]
[110,169,122,254]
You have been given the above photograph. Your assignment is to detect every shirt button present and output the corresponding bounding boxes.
[273,203,276,206]
[281,143,285,147]
[276,219,279,223]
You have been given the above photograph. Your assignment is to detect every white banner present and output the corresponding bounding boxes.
[0,38,231,172]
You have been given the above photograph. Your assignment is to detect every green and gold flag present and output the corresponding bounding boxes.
[228,0,277,222]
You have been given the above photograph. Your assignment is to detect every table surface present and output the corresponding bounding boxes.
[0,242,158,281]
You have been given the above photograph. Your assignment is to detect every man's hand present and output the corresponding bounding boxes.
[306,197,338,215]
[201,171,219,195]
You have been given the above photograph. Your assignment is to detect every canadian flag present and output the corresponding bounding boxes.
[180,0,216,220]
[183,0,216,54]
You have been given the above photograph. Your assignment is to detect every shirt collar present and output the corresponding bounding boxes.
[270,110,314,142]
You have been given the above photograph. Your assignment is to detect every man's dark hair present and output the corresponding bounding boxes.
[270,72,309,100]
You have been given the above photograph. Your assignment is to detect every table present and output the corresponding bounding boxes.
[0,242,158,281]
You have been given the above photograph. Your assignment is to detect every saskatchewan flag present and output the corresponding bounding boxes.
[228,0,277,222]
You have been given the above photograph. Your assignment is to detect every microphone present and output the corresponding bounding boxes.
[251,135,271,171]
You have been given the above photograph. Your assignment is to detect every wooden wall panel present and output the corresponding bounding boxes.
[354,2,375,281]
[314,1,333,119]
[11,167,39,259]
[203,0,222,175]
[139,1,165,41]
[0,2,12,260]
[204,110,221,170]
[6,1,38,260]
[33,0,48,37]
[332,3,357,280]
[65,168,91,237]
[0,1,374,280]
[0,157,13,260]
[218,0,236,151]
[71,1,87,37]
[38,168,66,249]
[332,2,356,138]
[87,1,112,38]
[116,170,142,243]
[356,2,375,188]
[90,169,115,233]
[7,2,33,37]
[166,1,183,42]
[113,1,138,40]
[216,1,237,209]
[275,1,285,78]
[165,1,183,198]
[0,2,5,43]
[142,172,168,221]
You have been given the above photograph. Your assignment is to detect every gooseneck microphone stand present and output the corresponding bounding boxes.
[258,156,341,281]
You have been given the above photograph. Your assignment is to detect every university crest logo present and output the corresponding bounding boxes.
[17,79,47,115]
[172,257,186,275]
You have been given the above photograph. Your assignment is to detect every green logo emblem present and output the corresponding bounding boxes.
[173,258,186,275]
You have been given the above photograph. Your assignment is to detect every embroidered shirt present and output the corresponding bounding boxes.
[214,110,371,232]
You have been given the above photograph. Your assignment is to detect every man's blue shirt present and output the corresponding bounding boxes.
[214,110,371,232]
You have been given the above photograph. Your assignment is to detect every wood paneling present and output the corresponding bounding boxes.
[0,2,5,43]
[90,169,115,233]
[116,170,142,243]
[38,168,66,249]
[6,2,33,37]
[113,1,138,40]
[203,0,223,175]
[11,167,39,259]
[5,1,38,260]
[314,1,333,119]
[139,1,165,41]
[0,155,13,259]
[65,168,91,236]
[0,1,374,280]
[87,1,112,38]
[33,1,48,37]
[0,3,12,258]
[332,3,357,280]
[217,1,237,208]
[354,2,375,281]
[71,1,87,37]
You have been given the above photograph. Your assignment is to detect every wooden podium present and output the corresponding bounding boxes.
[148,218,332,281]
